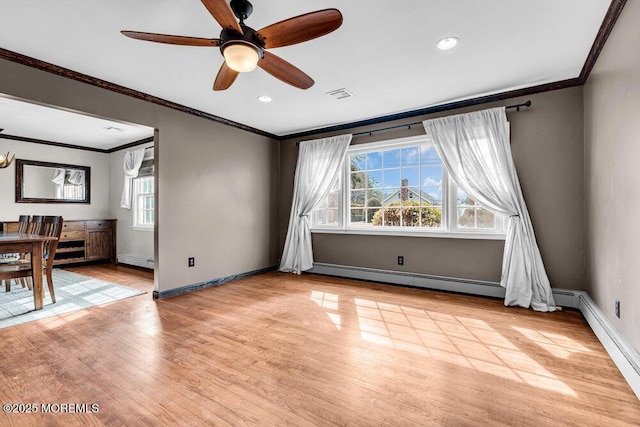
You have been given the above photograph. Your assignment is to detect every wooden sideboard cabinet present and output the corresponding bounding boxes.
[2,219,116,266]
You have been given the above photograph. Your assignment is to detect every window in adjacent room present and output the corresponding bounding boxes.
[133,156,154,229]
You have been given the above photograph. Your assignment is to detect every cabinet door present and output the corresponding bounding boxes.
[86,230,113,261]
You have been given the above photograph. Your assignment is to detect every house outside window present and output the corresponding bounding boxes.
[311,135,505,238]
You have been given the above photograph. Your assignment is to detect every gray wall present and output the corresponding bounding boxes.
[0,58,279,293]
[584,1,640,350]
[280,87,585,288]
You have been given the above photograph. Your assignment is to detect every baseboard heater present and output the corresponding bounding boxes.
[117,254,154,269]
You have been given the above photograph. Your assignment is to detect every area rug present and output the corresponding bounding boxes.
[0,269,146,329]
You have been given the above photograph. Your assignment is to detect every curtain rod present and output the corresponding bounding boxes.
[351,100,531,138]
[295,100,531,145]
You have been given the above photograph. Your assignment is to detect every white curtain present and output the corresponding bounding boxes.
[67,170,85,185]
[280,134,352,274]
[120,148,146,209]
[51,168,66,199]
[423,107,556,312]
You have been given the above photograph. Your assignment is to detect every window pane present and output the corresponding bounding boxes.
[350,209,365,225]
[351,172,366,189]
[420,143,440,163]
[383,169,401,188]
[402,207,420,227]
[383,188,401,206]
[313,210,326,225]
[421,186,442,205]
[351,190,365,207]
[383,149,401,168]
[133,176,155,227]
[421,166,442,187]
[366,152,382,170]
[457,188,475,206]
[383,207,400,226]
[370,207,384,226]
[401,147,419,166]
[365,209,378,224]
[314,209,338,226]
[476,208,496,229]
[328,209,338,226]
[367,170,383,188]
[401,167,419,187]
[457,207,476,228]
[350,154,366,171]
[326,191,339,208]
[366,190,384,208]
[420,207,442,228]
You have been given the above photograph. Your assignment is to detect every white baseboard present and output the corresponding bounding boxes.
[578,292,640,399]
[117,254,154,269]
[309,262,640,399]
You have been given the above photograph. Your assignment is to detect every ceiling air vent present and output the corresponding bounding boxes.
[327,88,354,100]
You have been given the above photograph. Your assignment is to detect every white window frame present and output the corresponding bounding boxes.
[310,135,506,240]
[132,175,154,231]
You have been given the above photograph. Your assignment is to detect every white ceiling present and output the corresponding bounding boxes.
[0,95,154,150]
[0,0,612,140]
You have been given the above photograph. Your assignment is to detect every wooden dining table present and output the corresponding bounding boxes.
[0,233,57,310]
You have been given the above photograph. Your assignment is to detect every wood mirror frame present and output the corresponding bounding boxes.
[15,159,91,204]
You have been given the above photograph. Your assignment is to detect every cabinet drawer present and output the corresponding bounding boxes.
[3,222,20,233]
[87,220,112,230]
[60,231,85,241]
[62,221,86,231]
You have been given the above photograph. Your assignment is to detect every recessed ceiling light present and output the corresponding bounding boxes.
[257,95,272,103]
[436,37,459,51]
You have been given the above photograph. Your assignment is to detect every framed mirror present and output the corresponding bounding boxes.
[15,159,91,204]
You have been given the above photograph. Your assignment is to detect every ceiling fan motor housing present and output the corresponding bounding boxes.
[219,25,264,59]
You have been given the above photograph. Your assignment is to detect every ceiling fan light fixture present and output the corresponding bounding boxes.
[436,36,459,51]
[223,42,260,73]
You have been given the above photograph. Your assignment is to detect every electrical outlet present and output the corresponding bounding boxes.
[615,299,620,318]
[397,256,404,266]
[188,257,195,267]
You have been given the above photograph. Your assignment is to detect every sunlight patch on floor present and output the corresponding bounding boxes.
[310,290,339,310]
[354,297,579,397]
[41,308,89,329]
[512,326,592,359]
[311,291,341,330]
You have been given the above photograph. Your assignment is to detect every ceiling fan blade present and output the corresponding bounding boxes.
[257,9,342,49]
[121,31,220,47]
[201,0,243,34]
[258,51,314,89]
[213,61,239,91]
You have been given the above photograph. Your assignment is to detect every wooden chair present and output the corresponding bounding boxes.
[0,216,63,303]
[18,215,30,233]
[2,215,30,292]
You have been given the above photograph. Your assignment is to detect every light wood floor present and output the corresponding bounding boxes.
[0,264,638,426]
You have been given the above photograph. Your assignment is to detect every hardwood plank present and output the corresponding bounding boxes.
[0,265,638,426]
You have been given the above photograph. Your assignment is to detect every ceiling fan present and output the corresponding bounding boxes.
[121,0,343,91]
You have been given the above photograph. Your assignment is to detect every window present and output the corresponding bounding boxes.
[311,135,505,237]
[133,176,154,229]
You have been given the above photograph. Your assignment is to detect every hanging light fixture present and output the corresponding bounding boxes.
[0,128,14,169]
[222,41,260,72]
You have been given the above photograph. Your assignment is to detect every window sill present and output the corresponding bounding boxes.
[310,227,506,240]
[132,226,154,232]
